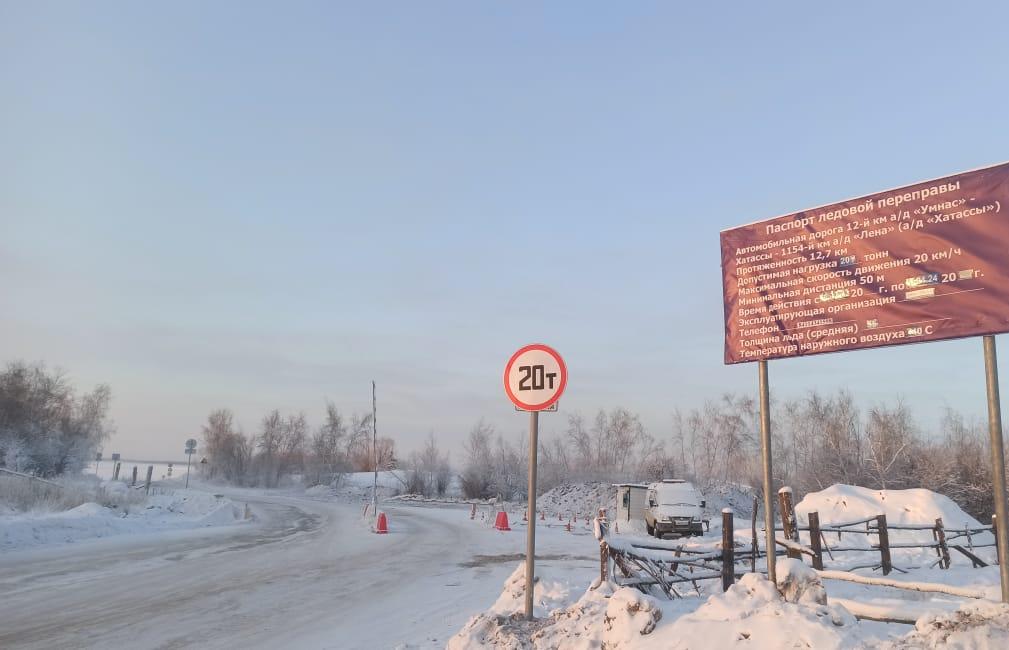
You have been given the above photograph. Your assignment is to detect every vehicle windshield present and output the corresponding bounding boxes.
[656,489,698,506]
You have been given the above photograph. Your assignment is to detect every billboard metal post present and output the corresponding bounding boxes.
[525,410,539,621]
[983,335,1009,602]
[372,380,378,530]
[758,359,775,584]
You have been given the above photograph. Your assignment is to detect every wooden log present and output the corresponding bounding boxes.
[0,467,63,489]
[778,488,801,561]
[876,514,892,575]
[145,465,153,495]
[935,518,951,569]
[722,509,734,591]
[950,544,988,568]
[131,466,138,487]
[808,511,824,570]
[820,531,836,561]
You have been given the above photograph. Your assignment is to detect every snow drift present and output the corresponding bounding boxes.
[0,486,246,550]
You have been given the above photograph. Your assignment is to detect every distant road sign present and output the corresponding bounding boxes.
[185,438,197,450]
[95,452,102,462]
[504,343,567,411]
[111,453,121,462]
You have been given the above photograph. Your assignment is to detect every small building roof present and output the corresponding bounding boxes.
[612,482,649,488]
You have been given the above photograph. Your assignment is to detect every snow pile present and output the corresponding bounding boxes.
[448,557,867,649]
[0,488,245,550]
[447,563,581,649]
[653,568,859,650]
[883,601,1009,649]
[701,482,757,519]
[794,484,996,565]
[537,482,614,518]
[305,485,330,497]
[325,471,405,502]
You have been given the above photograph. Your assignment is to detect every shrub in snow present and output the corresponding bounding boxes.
[603,588,662,639]
[883,602,1009,649]
[776,558,827,606]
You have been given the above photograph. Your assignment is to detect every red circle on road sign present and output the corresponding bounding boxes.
[503,343,567,411]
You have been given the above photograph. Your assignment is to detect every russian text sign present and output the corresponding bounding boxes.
[504,343,567,411]
[721,162,1009,364]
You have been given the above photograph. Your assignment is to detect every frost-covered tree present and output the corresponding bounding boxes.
[0,361,112,476]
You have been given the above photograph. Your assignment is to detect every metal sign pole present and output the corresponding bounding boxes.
[185,452,192,489]
[524,409,539,621]
[758,359,776,584]
[982,335,1009,602]
[372,380,378,528]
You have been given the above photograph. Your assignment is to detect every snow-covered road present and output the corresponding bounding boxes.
[0,490,593,649]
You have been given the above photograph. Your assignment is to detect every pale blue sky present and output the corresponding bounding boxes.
[3,2,1008,459]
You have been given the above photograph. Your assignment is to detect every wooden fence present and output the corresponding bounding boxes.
[774,488,999,575]
[596,487,1001,601]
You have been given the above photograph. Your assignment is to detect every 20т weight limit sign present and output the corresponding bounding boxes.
[504,344,567,411]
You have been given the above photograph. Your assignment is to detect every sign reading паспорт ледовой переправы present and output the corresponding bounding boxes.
[721,161,1009,364]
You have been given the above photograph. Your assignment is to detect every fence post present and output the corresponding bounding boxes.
[751,495,759,573]
[935,518,951,569]
[722,509,735,592]
[808,511,824,570]
[131,466,138,487]
[595,508,609,586]
[145,465,153,495]
[778,487,800,560]
[876,514,892,575]
[112,462,121,481]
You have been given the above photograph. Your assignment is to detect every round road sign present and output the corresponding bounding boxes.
[504,343,567,411]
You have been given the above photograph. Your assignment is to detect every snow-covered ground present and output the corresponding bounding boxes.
[3,479,1007,648]
[448,483,1009,649]
[0,481,601,649]
[1,481,247,551]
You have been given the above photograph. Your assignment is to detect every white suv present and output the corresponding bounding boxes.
[643,479,705,538]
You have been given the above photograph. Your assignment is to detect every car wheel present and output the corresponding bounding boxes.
[646,522,653,536]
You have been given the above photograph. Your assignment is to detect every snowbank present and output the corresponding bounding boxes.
[0,487,246,551]
[447,558,868,649]
[307,470,406,503]
[883,601,1009,649]
[537,482,614,518]
[794,484,996,566]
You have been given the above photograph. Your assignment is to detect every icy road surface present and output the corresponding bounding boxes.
[0,490,597,649]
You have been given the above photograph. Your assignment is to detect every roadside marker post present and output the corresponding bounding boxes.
[185,439,197,489]
[504,343,567,621]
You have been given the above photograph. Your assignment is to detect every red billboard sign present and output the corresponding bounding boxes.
[721,162,1009,364]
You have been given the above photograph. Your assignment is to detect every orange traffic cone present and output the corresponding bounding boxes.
[494,511,511,531]
[523,509,528,522]
[539,510,545,521]
[558,513,563,521]
[375,511,388,534]
[565,519,572,532]
[615,521,620,533]
[470,503,477,520]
